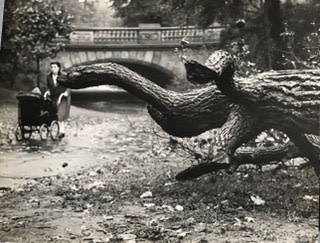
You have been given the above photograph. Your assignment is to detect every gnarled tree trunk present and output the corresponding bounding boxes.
[58,51,320,178]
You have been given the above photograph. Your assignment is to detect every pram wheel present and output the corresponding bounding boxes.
[50,120,60,140]
[23,126,32,140]
[15,125,32,141]
[39,124,49,140]
[15,125,23,141]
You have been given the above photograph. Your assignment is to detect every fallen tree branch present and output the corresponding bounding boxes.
[175,142,301,181]
[58,51,320,177]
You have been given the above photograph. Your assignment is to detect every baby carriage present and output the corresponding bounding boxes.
[15,92,60,141]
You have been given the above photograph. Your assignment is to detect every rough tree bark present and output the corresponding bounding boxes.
[58,50,320,178]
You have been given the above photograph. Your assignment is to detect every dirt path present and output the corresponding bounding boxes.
[0,89,318,243]
[0,101,152,189]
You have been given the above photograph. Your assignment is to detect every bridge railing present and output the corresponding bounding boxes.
[68,25,224,45]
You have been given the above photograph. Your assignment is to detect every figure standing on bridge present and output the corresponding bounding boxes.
[44,61,71,139]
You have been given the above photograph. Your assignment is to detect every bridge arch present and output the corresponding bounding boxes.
[69,58,176,87]
[53,48,190,88]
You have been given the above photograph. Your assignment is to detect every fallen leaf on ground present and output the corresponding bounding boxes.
[175,205,184,211]
[140,191,153,198]
[244,216,255,223]
[303,195,317,202]
[250,194,265,205]
[143,203,155,208]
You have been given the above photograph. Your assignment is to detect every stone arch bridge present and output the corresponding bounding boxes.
[42,24,224,87]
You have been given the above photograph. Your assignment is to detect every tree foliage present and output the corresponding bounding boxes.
[281,0,320,69]
[111,0,173,27]
[0,0,74,87]
[111,0,318,71]
[111,0,244,27]
[54,0,96,25]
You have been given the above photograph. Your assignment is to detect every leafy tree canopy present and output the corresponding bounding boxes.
[111,0,244,27]
[54,0,97,25]
[2,0,73,61]
[281,0,320,68]
[111,0,319,70]
[0,0,74,86]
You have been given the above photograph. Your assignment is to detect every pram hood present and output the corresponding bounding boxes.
[16,92,43,101]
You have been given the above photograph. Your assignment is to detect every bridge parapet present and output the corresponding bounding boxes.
[67,24,224,45]
[49,24,225,87]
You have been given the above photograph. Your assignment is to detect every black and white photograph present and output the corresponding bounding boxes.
[0,0,319,242]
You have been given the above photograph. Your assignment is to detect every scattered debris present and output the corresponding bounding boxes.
[140,191,153,199]
[245,216,255,223]
[303,195,318,202]
[250,194,265,206]
[161,205,174,212]
[194,223,208,233]
[177,230,191,239]
[104,215,114,221]
[143,203,156,208]
[175,205,184,211]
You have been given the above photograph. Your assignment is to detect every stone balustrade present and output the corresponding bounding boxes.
[68,25,224,45]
